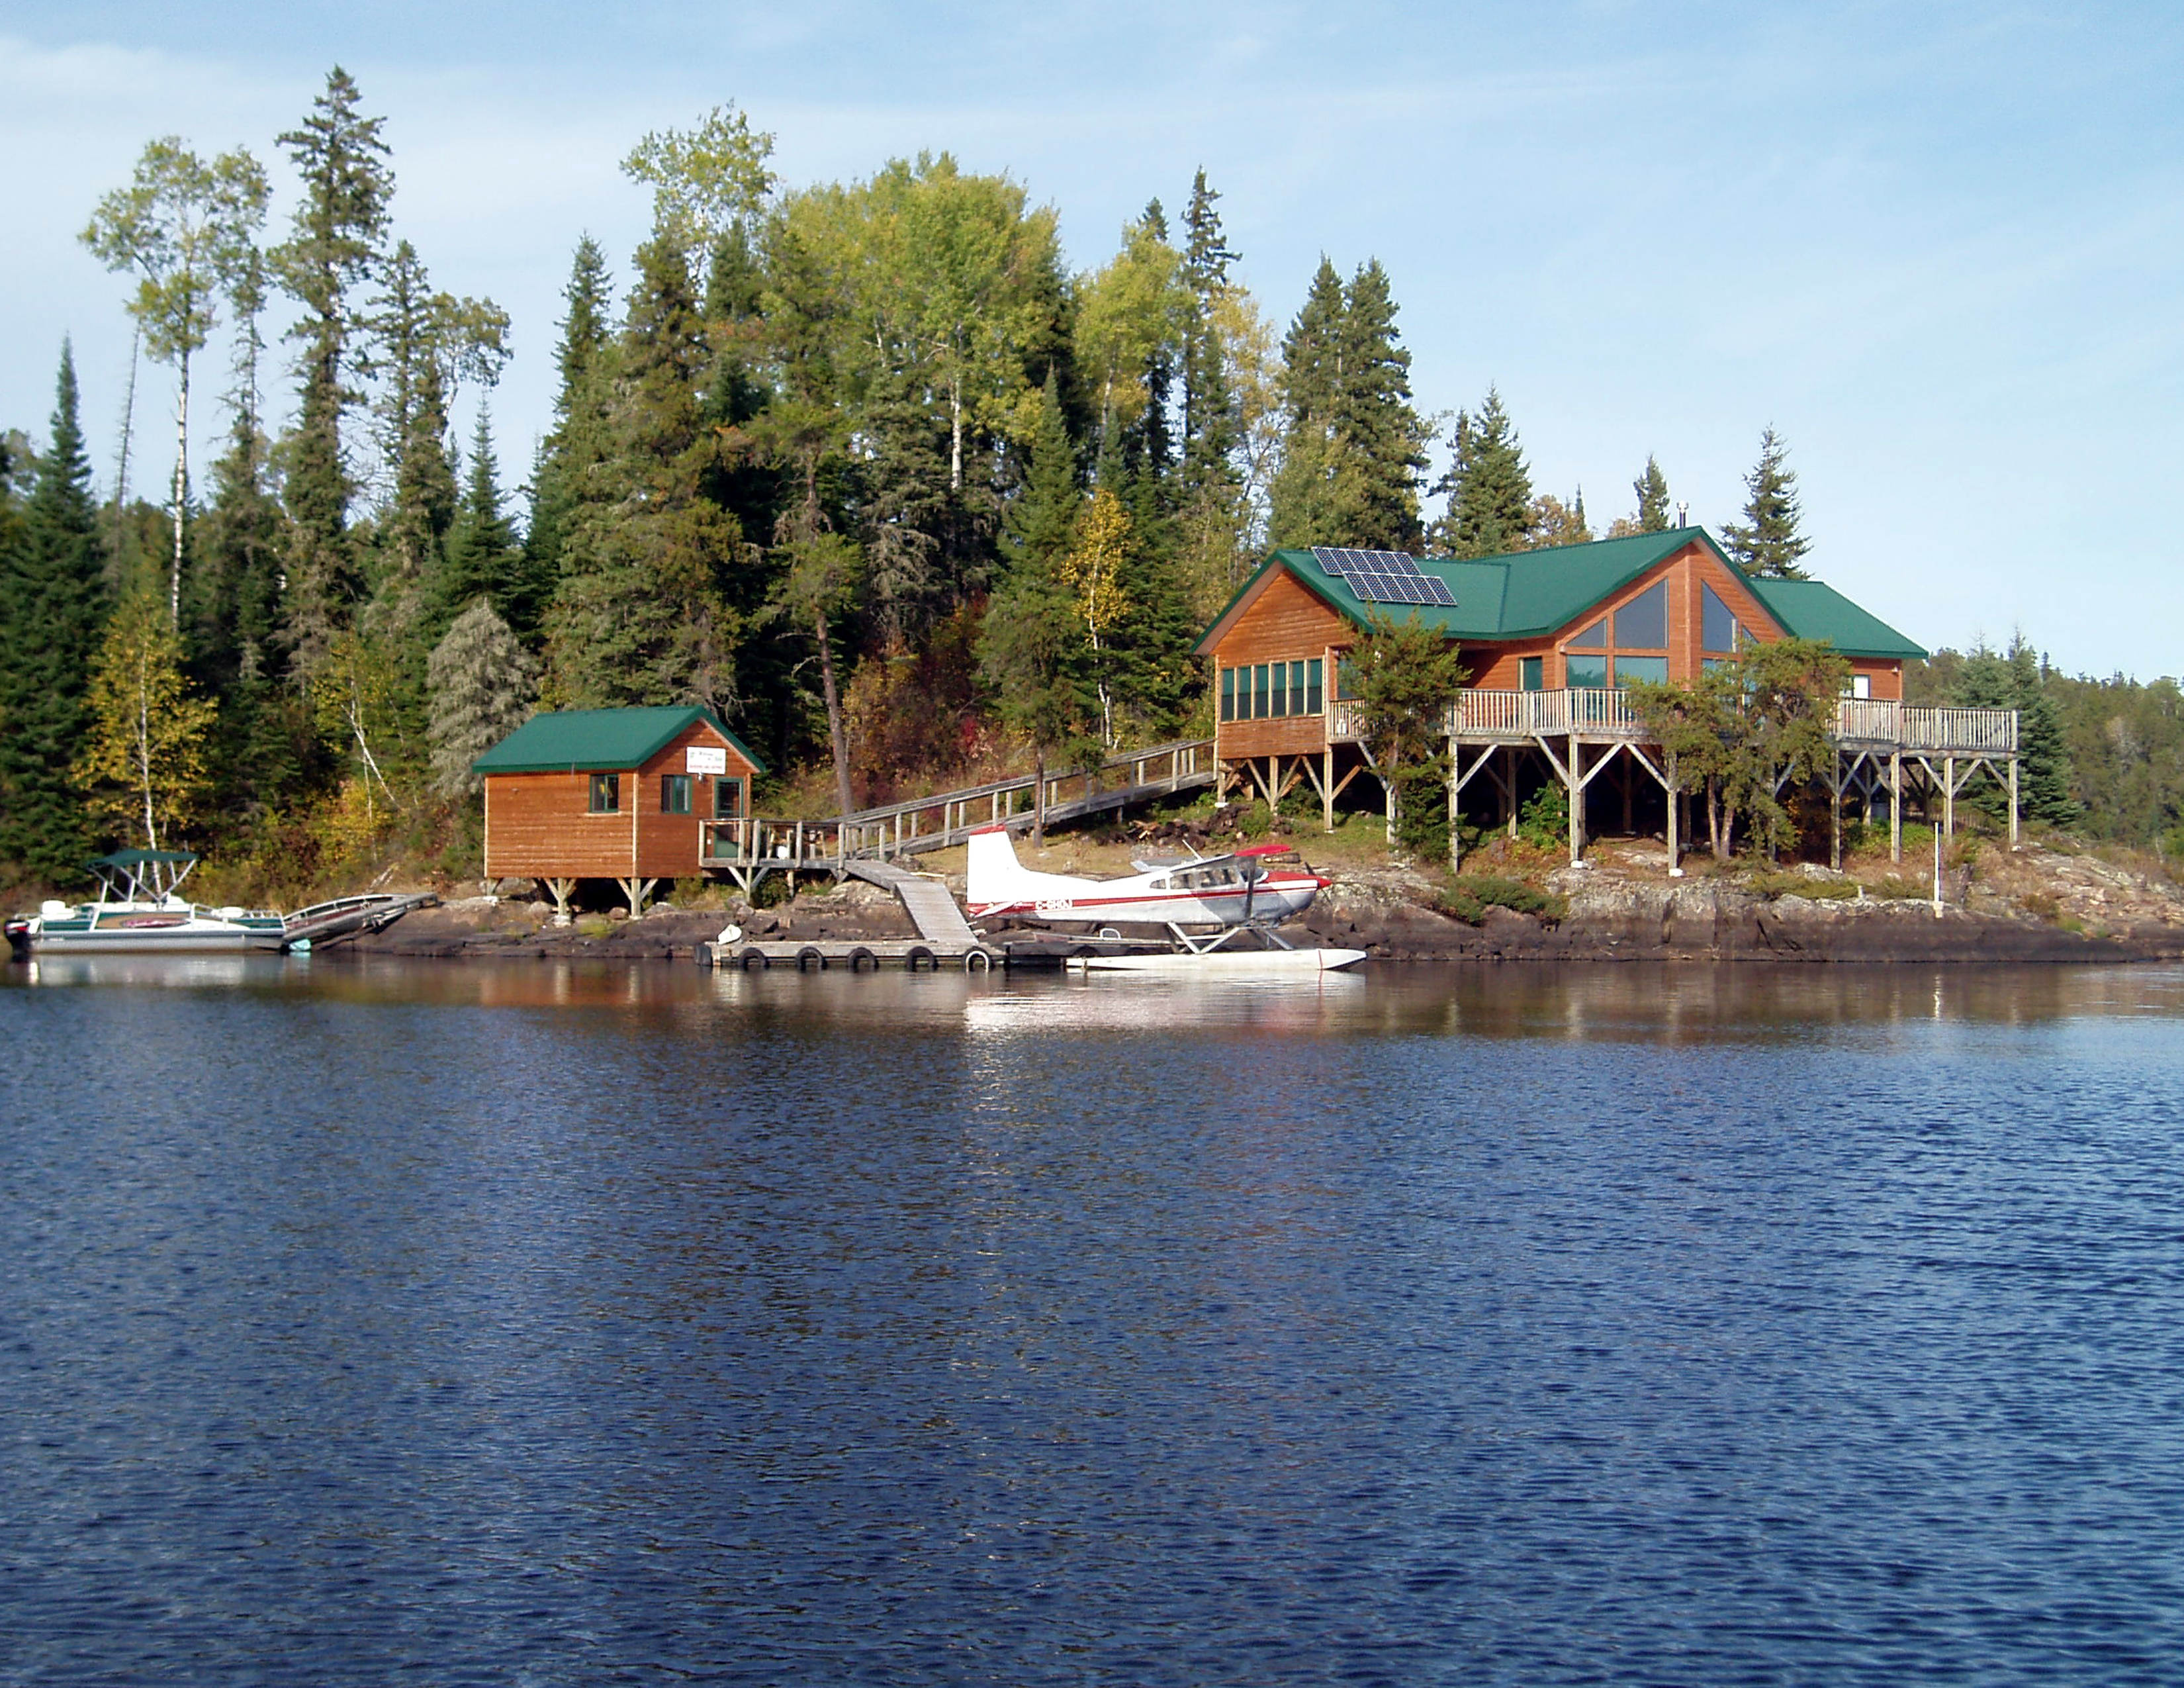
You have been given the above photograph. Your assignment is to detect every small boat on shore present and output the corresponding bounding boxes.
[6,850,287,958]
[5,851,438,960]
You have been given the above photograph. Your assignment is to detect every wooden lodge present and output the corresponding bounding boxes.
[1194,529,2022,867]
[475,706,766,914]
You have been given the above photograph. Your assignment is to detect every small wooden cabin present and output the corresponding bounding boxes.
[474,706,765,913]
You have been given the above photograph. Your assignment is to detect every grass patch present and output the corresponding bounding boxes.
[1433,874,1565,925]
[1867,876,1933,900]
[1746,870,1861,901]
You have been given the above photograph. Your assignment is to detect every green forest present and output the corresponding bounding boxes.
[1,70,2177,901]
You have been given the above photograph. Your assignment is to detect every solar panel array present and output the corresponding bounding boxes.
[1310,545,1456,606]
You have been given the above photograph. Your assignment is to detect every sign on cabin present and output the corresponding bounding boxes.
[688,745,728,775]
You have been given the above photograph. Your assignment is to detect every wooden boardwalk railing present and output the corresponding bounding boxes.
[701,738,1215,868]
[1328,690,2015,755]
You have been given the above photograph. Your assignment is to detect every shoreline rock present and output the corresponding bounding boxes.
[344,860,2184,966]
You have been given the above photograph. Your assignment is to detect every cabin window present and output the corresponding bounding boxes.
[1220,667,1236,722]
[1271,662,1288,717]
[1702,583,1744,654]
[713,776,743,818]
[1336,655,1359,700]
[1847,673,1872,700]
[1253,665,1270,718]
[1306,658,1324,715]
[1569,619,1607,650]
[588,773,621,814]
[1614,581,1667,649]
[660,774,692,814]
[1520,656,1543,691]
[1612,655,1668,688]
[1565,653,1610,690]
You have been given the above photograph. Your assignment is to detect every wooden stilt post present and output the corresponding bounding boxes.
[1890,752,1903,864]
[1666,769,1680,874]
[1831,751,1844,872]
[1567,737,1584,865]
[2008,757,2021,848]
[545,877,576,923]
[1449,733,1461,871]
[1323,749,1335,833]
[1943,755,1956,844]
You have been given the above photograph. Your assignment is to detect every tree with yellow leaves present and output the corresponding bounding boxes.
[73,583,216,853]
[1059,488,1133,749]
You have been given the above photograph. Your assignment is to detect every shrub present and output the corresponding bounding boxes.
[1433,874,1565,925]
[1746,869,1860,901]
[1517,782,1569,850]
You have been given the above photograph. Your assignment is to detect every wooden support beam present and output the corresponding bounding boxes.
[1567,737,1585,864]
[1322,749,1335,833]
[1890,751,1903,864]
[2009,757,2021,848]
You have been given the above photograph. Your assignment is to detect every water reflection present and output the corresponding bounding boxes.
[11,952,2179,1043]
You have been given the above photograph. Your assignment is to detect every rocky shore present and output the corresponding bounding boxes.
[346,839,2184,965]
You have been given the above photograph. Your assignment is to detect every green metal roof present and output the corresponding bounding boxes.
[473,706,767,776]
[1742,576,1927,660]
[1194,528,1925,659]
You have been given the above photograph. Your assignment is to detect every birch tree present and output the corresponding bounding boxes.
[81,138,269,626]
[74,583,216,853]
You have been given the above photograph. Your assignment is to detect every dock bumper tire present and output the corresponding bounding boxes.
[796,947,826,971]
[964,948,993,974]
[739,948,770,970]
[905,945,935,971]
[847,947,876,972]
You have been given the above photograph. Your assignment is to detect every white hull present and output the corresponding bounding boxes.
[1069,947,1367,976]
[30,924,288,954]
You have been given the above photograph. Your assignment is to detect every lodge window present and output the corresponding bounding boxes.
[1702,582,1747,655]
[1520,656,1543,691]
[713,776,745,818]
[660,774,692,814]
[1220,659,1324,722]
[588,773,621,814]
[1562,579,1668,688]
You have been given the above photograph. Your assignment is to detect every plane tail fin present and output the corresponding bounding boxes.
[966,825,1038,907]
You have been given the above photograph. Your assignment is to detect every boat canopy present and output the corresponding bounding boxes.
[89,849,200,867]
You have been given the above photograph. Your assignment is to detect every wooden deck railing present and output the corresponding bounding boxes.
[1322,690,2017,755]
[700,737,1214,867]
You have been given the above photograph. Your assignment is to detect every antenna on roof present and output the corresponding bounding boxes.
[1675,502,1688,529]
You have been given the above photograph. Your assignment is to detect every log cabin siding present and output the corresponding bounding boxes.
[633,722,759,879]
[484,773,638,878]
[1208,572,1349,763]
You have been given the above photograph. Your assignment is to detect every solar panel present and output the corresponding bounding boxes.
[1310,545,1457,608]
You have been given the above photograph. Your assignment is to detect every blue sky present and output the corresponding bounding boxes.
[3,1,2177,678]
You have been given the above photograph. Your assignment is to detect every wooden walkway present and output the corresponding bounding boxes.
[701,739,1214,889]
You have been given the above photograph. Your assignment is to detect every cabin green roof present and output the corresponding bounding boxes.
[473,706,766,776]
[1195,528,1925,660]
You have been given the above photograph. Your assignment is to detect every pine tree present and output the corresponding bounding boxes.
[1953,637,2077,827]
[426,598,537,796]
[1265,257,1350,549]
[439,408,532,634]
[1720,426,1811,578]
[1326,259,1426,551]
[1635,455,1670,532]
[372,240,459,592]
[271,66,394,674]
[983,375,1093,832]
[523,235,615,596]
[1435,386,1532,558]
[543,236,739,713]
[1179,167,1240,498]
[0,346,109,881]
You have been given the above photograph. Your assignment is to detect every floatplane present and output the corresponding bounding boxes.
[964,825,1366,974]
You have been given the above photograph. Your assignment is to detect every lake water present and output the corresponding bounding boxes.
[5,958,2184,1685]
